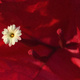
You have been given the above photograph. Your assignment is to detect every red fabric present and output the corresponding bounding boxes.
[0,0,80,80]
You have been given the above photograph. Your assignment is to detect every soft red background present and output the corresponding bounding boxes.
[0,0,80,80]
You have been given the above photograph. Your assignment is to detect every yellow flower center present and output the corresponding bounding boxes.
[10,33,14,38]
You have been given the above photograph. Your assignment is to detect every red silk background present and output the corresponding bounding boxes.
[0,0,80,80]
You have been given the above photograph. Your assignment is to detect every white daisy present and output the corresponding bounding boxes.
[2,24,22,47]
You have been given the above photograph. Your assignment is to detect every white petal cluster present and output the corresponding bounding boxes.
[2,24,22,47]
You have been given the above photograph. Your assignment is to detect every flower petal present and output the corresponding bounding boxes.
[9,39,12,47]
[3,38,9,44]
[12,24,16,30]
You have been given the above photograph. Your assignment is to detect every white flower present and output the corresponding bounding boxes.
[2,24,22,47]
